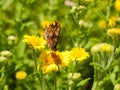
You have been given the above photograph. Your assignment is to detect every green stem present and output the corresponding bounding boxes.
[45,78,51,90]
[69,60,78,80]
[54,72,57,90]
[73,60,77,75]
[24,82,32,90]
[92,81,99,90]
[105,38,116,69]
[106,0,111,20]
[33,49,43,90]
[33,49,37,71]
[67,60,77,90]
[68,86,72,90]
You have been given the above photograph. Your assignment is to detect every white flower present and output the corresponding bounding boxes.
[0,56,7,62]
[7,35,16,41]
[1,50,12,57]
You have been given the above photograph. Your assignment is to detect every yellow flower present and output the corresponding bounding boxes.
[91,43,113,53]
[41,21,51,28]
[49,51,63,65]
[16,71,27,80]
[114,0,120,12]
[41,20,62,28]
[101,43,113,52]
[107,28,120,36]
[39,50,70,74]
[42,64,58,74]
[61,51,71,67]
[40,50,69,66]
[70,47,89,61]
[23,35,46,50]
[98,20,106,29]
[43,51,69,66]
[108,16,117,27]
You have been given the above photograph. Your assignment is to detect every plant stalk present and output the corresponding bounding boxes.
[33,49,43,90]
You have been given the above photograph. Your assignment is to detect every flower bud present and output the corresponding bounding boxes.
[72,73,81,80]
[68,80,74,85]
[77,6,87,10]
[7,35,16,41]
[67,72,81,80]
[107,28,120,37]
[65,0,75,7]
[70,6,77,13]
[7,35,17,45]
[98,20,107,29]
[91,43,113,53]
[0,56,7,62]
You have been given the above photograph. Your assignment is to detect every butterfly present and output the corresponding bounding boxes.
[44,21,60,51]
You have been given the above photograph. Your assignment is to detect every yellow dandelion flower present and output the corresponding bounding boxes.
[41,21,51,28]
[42,64,58,74]
[70,47,89,61]
[61,51,71,67]
[16,71,27,80]
[23,35,46,50]
[39,50,70,74]
[108,16,117,27]
[41,20,62,28]
[39,50,49,63]
[107,28,120,36]
[39,50,55,65]
[40,50,69,67]
[101,43,113,52]
[91,43,113,53]
[49,51,63,65]
[98,20,107,29]
[114,0,120,12]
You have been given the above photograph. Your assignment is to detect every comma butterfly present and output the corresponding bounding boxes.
[44,21,60,51]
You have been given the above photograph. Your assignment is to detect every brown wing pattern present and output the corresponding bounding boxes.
[44,21,60,51]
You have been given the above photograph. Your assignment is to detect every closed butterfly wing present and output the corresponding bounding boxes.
[44,21,60,51]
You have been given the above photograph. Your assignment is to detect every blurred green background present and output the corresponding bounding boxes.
[0,0,119,90]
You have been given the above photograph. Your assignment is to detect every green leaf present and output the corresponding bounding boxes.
[15,64,23,70]
[16,41,26,59]
[0,66,5,73]
[20,22,34,32]
[90,62,104,70]
[77,78,91,87]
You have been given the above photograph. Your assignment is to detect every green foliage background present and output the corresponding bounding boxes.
[0,0,120,90]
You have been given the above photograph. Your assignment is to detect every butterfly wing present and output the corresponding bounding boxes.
[44,21,60,51]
